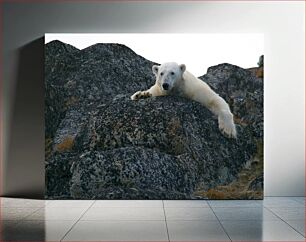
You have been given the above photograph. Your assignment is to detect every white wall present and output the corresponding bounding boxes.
[2,1,305,197]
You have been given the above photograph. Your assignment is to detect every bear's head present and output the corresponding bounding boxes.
[152,62,186,93]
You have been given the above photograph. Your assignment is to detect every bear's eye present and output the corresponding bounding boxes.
[171,72,175,75]
[160,72,164,76]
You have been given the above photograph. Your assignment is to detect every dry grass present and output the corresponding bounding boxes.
[55,136,75,153]
[45,137,53,160]
[256,67,264,78]
[194,140,263,199]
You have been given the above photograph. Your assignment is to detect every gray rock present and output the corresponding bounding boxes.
[70,147,198,199]
[248,174,264,191]
[258,55,264,67]
[199,63,263,138]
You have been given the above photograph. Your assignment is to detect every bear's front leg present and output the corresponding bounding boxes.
[218,111,237,138]
[206,96,237,138]
[130,90,152,100]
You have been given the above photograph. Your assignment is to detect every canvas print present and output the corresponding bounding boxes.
[45,34,264,199]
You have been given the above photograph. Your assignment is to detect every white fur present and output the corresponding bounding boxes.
[131,62,237,138]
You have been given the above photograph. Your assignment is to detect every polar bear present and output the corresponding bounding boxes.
[131,62,237,138]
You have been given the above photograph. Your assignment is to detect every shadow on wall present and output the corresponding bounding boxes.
[5,37,45,199]
[1,214,46,240]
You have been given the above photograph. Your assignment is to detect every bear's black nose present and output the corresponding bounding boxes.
[162,83,169,90]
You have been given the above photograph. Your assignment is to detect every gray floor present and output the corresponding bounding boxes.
[0,197,304,241]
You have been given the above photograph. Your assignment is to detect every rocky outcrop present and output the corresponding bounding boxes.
[45,41,263,199]
[199,64,263,138]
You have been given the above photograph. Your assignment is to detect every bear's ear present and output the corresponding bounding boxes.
[152,65,159,75]
[179,64,186,73]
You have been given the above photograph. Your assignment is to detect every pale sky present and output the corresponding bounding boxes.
[45,33,264,76]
